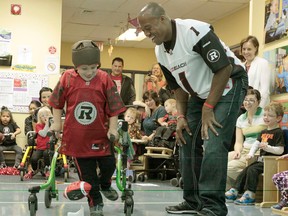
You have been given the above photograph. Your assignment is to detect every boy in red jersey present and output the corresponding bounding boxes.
[49,40,126,216]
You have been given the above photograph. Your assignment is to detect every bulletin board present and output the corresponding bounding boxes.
[0,71,48,113]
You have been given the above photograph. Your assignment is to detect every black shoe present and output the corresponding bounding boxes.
[100,186,118,201]
[165,201,198,214]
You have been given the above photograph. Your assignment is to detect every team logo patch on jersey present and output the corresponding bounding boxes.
[74,101,97,125]
[207,49,220,63]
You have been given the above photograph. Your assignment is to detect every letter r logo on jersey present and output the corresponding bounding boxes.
[74,101,97,125]
[207,49,220,63]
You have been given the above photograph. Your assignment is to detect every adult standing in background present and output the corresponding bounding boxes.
[240,35,272,108]
[142,63,166,93]
[110,57,136,106]
[137,2,248,216]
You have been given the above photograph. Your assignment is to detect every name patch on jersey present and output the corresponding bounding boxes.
[74,101,97,125]
[207,49,220,63]
[171,62,187,72]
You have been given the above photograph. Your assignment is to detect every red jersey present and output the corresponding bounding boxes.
[48,69,126,157]
[35,123,49,150]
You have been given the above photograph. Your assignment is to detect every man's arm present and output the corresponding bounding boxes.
[205,64,232,107]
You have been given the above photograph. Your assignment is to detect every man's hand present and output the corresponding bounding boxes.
[176,117,192,145]
[230,150,241,159]
[201,106,222,140]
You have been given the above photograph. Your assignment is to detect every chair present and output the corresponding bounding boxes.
[260,129,288,208]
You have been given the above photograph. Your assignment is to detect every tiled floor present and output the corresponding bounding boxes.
[0,171,282,216]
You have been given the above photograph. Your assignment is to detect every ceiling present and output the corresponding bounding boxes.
[62,0,250,49]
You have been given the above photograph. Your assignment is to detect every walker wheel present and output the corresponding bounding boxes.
[44,187,52,208]
[28,194,38,216]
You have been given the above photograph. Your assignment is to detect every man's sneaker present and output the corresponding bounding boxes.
[234,193,255,205]
[100,186,118,201]
[90,203,104,216]
[271,200,288,210]
[0,163,7,169]
[225,188,238,201]
[165,201,198,214]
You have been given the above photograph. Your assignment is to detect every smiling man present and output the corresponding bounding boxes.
[137,2,248,216]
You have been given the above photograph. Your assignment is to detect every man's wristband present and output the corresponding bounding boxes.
[204,102,214,109]
[177,114,186,120]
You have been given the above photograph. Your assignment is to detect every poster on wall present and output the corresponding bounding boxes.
[0,71,48,113]
[264,0,288,44]
[264,45,288,128]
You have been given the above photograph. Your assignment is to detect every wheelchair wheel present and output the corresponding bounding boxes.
[179,177,183,189]
[170,177,179,187]
[157,172,164,181]
[20,170,25,181]
[137,173,145,182]
[28,194,37,216]
[44,187,52,208]
[64,171,68,182]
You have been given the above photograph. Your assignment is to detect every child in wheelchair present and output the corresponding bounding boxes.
[150,99,177,149]
[24,106,53,179]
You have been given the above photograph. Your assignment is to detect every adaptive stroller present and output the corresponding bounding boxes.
[19,131,69,182]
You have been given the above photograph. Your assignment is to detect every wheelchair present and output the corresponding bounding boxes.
[19,131,69,182]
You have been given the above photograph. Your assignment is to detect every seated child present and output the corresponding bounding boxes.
[225,102,285,205]
[271,153,288,210]
[124,107,142,163]
[24,106,53,179]
[24,100,41,135]
[0,106,22,169]
[153,99,177,148]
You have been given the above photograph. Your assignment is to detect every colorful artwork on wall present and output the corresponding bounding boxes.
[264,0,288,44]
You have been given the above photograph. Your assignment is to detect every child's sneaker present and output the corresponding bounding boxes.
[45,170,50,178]
[225,188,238,201]
[90,203,104,216]
[271,200,288,210]
[0,162,7,169]
[234,193,255,205]
[24,171,34,180]
[13,163,20,169]
[100,186,118,201]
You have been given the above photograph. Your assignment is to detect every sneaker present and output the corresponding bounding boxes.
[90,203,104,216]
[100,186,118,201]
[165,201,198,214]
[13,164,20,169]
[271,200,288,210]
[24,171,34,180]
[225,188,238,201]
[234,193,255,205]
[45,171,50,178]
[0,162,7,169]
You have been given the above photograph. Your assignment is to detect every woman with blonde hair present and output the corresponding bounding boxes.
[143,63,166,93]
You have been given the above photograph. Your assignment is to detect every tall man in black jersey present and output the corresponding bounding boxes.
[138,2,248,216]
